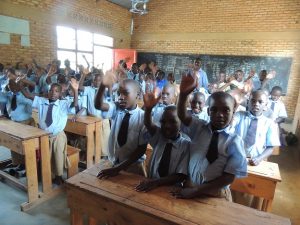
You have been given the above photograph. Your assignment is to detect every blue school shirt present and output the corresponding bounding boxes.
[232,111,280,158]
[102,103,147,164]
[83,86,102,118]
[38,74,58,94]
[267,99,287,121]
[6,92,33,122]
[183,117,247,185]
[32,96,71,135]
[187,108,210,122]
[147,129,189,179]
[65,94,87,116]
[196,69,209,90]
[152,103,167,126]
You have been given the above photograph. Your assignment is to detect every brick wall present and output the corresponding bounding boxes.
[131,0,300,120]
[0,0,131,66]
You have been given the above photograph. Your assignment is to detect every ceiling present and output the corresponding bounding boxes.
[107,0,132,9]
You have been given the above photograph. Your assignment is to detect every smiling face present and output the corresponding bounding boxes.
[208,93,235,130]
[271,89,282,102]
[190,93,205,114]
[160,107,180,139]
[248,91,268,116]
[118,80,139,110]
[48,84,62,102]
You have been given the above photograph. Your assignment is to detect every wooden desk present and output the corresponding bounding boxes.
[0,119,52,211]
[66,164,290,225]
[231,161,281,212]
[64,116,102,168]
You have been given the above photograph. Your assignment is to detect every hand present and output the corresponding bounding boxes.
[97,167,120,179]
[170,187,198,199]
[135,179,158,192]
[248,69,256,79]
[69,78,79,91]
[266,70,276,80]
[102,70,117,87]
[139,63,146,71]
[143,89,161,110]
[48,65,57,76]
[71,115,78,122]
[248,157,262,166]
[180,72,198,96]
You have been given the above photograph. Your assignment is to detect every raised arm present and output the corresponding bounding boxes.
[177,72,198,126]
[78,68,89,91]
[46,65,57,85]
[69,78,79,108]
[94,70,117,111]
[143,90,161,136]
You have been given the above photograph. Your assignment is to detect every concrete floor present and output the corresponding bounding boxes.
[0,144,300,225]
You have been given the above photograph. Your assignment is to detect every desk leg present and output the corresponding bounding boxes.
[262,199,273,212]
[94,121,102,164]
[40,135,52,194]
[86,125,95,168]
[23,139,39,204]
[71,208,84,225]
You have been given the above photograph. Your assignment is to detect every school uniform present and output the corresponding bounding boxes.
[65,94,87,116]
[32,96,71,176]
[196,68,209,90]
[267,99,287,121]
[152,103,167,126]
[147,129,189,179]
[102,102,147,175]
[252,79,270,92]
[183,117,247,200]
[187,108,210,122]
[0,75,8,116]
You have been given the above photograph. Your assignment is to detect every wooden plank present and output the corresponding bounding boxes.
[64,120,87,136]
[86,125,95,169]
[23,139,39,203]
[70,208,84,225]
[68,115,101,124]
[0,119,49,140]
[0,170,27,191]
[94,121,102,164]
[66,165,291,225]
[0,131,23,154]
[40,135,52,194]
[247,161,281,182]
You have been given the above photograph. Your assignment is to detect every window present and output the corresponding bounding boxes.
[56,26,113,73]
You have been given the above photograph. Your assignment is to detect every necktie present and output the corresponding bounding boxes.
[244,118,258,147]
[158,143,173,177]
[11,94,17,111]
[206,132,219,164]
[271,102,275,111]
[117,112,131,147]
[45,103,54,127]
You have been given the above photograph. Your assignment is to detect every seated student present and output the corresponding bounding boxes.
[252,70,274,92]
[2,79,35,176]
[231,90,280,209]
[135,93,189,192]
[172,73,247,200]
[127,63,140,81]
[268,86,287,124]
[21,79,79,185]
[261,89,276,120]
[152,84,176,126]
[188,91,209,122]
[95,73,148,178]
[65,83,87,119]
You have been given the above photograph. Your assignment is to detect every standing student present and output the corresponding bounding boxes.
[171,73,247,200]
[193,58,209,90]
[95,72,148,178]
[268,86,287,124]
[22,79,79,185]
[135,93,189,192]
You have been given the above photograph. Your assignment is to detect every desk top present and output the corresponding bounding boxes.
[0,119,49,140]
[248,161,281,182]
[67,115,101,124]
[66,164,290,225]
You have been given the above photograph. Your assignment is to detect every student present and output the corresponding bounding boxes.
[135,93,189,192]
[188,91,209,122]
[152,84,176,126]
[193,58,209,90]
[145,72,156,94]
[95,72,148,178]
[268,86,287,124]
[155,70,167,90]
[252,70,273,92]
[21,79,79,185]
[64,59,75,77]
[2,79,35,176]
[127,63,139,81]
[172,73,247,200]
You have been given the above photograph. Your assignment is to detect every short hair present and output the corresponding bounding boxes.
[163,105,177,113]
[271,86,282,93]
[93,72,104,80]
[121,79,140,92]
[250,90,267,99]
[194,57,202,62]
[163,84,175,94]
[192,91,206,100]
[50,83,62,92]
[235,69,243,74]
[156,70,165,79]
[207,91,235,108]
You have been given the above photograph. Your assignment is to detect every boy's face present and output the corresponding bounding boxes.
[209,97,235,130]
[48,85,62,101]
[235,71,244,82]
[219,73,226,82]
[259,71,267,81]
[194,60,201,71]
[93,75,102,88]
[249,92,268,116]
[271,90,281,102]
[118,82,138,110]
[191,95,205,114]
[161,87,175,105]
[8,80,21,93]
[160,110,180,139]
[132,65,139,74]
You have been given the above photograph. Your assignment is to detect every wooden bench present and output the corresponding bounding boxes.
[231,161,281,212]
[66,164,291,225]
[67,145,80,178]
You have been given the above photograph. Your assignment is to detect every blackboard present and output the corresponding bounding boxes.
[137,52,293,94]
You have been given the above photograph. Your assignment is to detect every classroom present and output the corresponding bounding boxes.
[0,0,299,224]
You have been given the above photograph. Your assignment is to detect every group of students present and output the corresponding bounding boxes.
[0,57,287,208]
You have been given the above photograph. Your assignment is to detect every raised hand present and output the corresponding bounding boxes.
[180,72,198,96]
[143,89,161,110]
[70,77,79,91]
[102,70,117,87]
[266,70,276,80]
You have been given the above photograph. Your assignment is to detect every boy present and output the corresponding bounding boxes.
[268,86,287,124]
[172,73,247,200]
[22,79,79,184]
[95,72,148,178]
[135,93,189,192]
[193,58,209,90]
[188,91,209,122]
[152,84,176,126]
